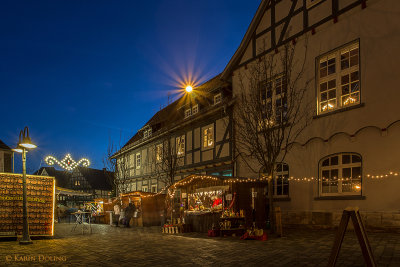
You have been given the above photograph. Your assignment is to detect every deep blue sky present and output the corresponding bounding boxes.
[0,0,260,173]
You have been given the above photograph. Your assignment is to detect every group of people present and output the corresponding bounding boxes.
[113,201,137,227]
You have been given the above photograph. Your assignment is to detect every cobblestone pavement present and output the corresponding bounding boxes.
[0,223,399,267]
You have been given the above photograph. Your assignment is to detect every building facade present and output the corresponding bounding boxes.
[114,76,234,193]
[0,139,13,173]
[222,0,400,229]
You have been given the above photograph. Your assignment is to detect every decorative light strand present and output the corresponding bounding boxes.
[45,154,90,171]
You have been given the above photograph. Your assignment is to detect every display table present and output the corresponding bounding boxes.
[71,211,92,234]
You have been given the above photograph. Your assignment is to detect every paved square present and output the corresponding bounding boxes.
[1,223,399,266]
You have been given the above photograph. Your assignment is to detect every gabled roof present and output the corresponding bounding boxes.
[120,74,229,151]
[77,167,113,191]
[221,0,271,81]
[33,167,71,188]
[0,139,11,151]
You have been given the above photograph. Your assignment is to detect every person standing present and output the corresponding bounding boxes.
[124,203,136,228]
[113,202,121,227]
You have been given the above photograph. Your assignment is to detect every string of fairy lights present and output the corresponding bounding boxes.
[136,171,400,199]
[44,154,90,171]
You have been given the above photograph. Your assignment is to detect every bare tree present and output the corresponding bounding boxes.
[151,134,183,189]
[150,134,184,221]
[234,40,313,233]
[103,135,130,197]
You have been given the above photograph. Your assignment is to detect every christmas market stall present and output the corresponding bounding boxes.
[84,199,106,224]
[0,172,55,238]
[103,191,166,227]
[165,174,268,235]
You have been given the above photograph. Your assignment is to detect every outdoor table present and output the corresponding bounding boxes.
[71,211,92,234]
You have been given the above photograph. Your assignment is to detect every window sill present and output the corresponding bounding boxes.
[314,103,365,119]
[314,195,365,200]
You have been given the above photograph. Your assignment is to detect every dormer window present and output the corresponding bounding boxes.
[143,128,152,139]
[192,104,198,115]
[214,93,222,105]
[184,109,192,118]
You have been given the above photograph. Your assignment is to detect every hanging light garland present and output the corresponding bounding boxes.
[45,154,90,171]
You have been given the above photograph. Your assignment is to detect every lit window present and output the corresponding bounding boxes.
[176,135,185,156]
[192,104,199,115]
[184,109,192,118]
[151,186,157,193]
[260,75,287,128]
[263,163,289,197]
[319,153,362,196]
[142,186,148,192]
[156,144,163,162]
[317,41,360,114]
[136,153,141,169]
[202,126,214,149]
[214,93,222,105]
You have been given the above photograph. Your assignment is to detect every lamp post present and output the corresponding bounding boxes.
[12,126,37,245]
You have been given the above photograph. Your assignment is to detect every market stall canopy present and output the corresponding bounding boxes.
[195,185,229,193]
[56,186,92,197]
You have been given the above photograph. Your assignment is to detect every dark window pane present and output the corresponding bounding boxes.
[351,71,359,81]
[342,85,349,95]
[328,64,336,75]
[331,156,338,165]
[342,155,351,164]
[283,164,289,172]
[328,58,335,65]
[320,61,327,68]
[320,83,327,92]
[321,93,327,101]
[276,164,282,172]
[352,155,361,163]
[328,79,336,89]
[350,55,359,67]
[341,74,349,85]
[350,48,358,56]
[343,168,351,179]
[352,167,361,179]
[322,170,330,179]
[322,159,330,166]
[331,169,339,179]
[328,90,336,99]
[320,68,327,78]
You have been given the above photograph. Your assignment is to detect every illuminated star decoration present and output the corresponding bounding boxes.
[45,154,90,171]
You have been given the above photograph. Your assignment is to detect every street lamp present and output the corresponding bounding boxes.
[12,126,37,245]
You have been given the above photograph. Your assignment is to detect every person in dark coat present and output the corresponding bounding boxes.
[124,203,136,227]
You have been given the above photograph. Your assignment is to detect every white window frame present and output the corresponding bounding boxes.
[214,93,222,105]
[319,153,362,196]
[202,125,214,149]
[260,75,287,128]
[317,41,360,115]
[192,104,199,115]
[142,186,148,192]
[176,135,185,156]
[184,108,192,118]
[263,163,289,197]
[136,153,141,169]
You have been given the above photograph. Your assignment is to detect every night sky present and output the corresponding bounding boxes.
[0,0,260,173]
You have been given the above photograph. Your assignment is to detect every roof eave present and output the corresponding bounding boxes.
[221,0,271,81]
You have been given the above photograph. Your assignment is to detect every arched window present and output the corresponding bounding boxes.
[262,163,289,197]
[319,153,362,196]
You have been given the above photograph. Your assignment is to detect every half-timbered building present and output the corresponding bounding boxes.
[0,139,13,173]
[113,75,234,193]
[222,0,400,229]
